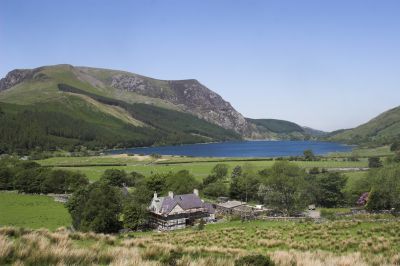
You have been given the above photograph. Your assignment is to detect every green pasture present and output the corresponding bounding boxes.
[0,192,71,230]
[44,158,369,181]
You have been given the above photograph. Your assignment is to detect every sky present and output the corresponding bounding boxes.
[1,0,400,131]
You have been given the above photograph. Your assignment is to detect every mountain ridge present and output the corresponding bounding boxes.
[0,64,321,153]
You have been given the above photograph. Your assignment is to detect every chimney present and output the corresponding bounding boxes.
[168,191,174,198]
[193,189,199,196]
[153,192,157,199]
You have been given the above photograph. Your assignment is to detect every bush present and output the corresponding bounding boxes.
[235,254,275,266]
[368,157,382,168]
[198,219,205,231]
[160,250,183,266]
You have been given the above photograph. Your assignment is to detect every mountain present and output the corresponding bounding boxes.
[0,64,319,153]
[0,65,243,153]
[327,106,400,144]
[0,65,250,133]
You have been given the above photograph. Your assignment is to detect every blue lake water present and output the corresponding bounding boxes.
[108,141,353,157]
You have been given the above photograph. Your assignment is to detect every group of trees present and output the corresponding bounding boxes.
[0,85,240,155]
[0,157,88,194]
[354,164,400,211]
[199,161,349,216]
[67,168,201,233]
[202,164,229,197]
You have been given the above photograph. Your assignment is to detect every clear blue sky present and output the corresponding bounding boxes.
[1,0,400,131]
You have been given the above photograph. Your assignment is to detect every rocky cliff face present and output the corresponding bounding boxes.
[0,69,32,91]
[0,68,49,92]
[109,73,252,135]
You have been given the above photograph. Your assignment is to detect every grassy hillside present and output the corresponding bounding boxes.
[0,65,240,153]
[328,106,400,144]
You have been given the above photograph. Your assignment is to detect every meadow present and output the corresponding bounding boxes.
[37,154,370,181]
[0,192,71,230]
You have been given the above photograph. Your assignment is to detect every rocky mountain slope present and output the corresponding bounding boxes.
[0,65,252,135]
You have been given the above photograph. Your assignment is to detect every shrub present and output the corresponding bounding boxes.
[368,157,382,168]
[198,219,205,231]
[160,250,183,266]
[235,254,275,266]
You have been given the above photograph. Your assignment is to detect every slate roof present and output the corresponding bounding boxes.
[152,193,214,215]
[216,200,245,209]
[161,193,203,214]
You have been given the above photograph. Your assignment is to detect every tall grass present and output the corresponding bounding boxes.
[1,223,400,265]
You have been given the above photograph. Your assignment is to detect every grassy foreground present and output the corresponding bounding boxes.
[1,218,400,265]
[0,192,71,230]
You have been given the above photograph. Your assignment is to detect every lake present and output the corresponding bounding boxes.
[108,141,352,157]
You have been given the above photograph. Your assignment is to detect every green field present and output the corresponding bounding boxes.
[0,192,71,230]
[37,155,369,181]
[328,145,394,158]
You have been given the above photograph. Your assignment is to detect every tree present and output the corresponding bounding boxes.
[166,170,199,195]
[211,164,228,179]
[315,172,347,207]
[131,181,153,205]
[203,180,228,198]
[364,164,400,211]
[41,169,70,194]
[41,170,89,194]
[390,142,400,152]
[125,171,145,187]
[303,150,315,161]
[122,201,148,230]
[258,161,308,216]
[202,174,219,187]
[0,167,13,190]
[100,169,127,187]
[146,173,167,194]
[13,168,49,193]
[203,164,229,187]
[232,165,242,178]
[67,182,122,233]
[230,164,261,202]
[368,157,383,168]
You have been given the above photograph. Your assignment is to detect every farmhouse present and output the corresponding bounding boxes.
[149,189,215,231]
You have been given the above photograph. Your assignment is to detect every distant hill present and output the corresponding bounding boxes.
[302,127,328,137]
[245,118,317,140]
[327,106,400,144]
[247,118,304,133]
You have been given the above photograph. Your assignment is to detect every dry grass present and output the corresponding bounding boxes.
[1,221,400,265]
